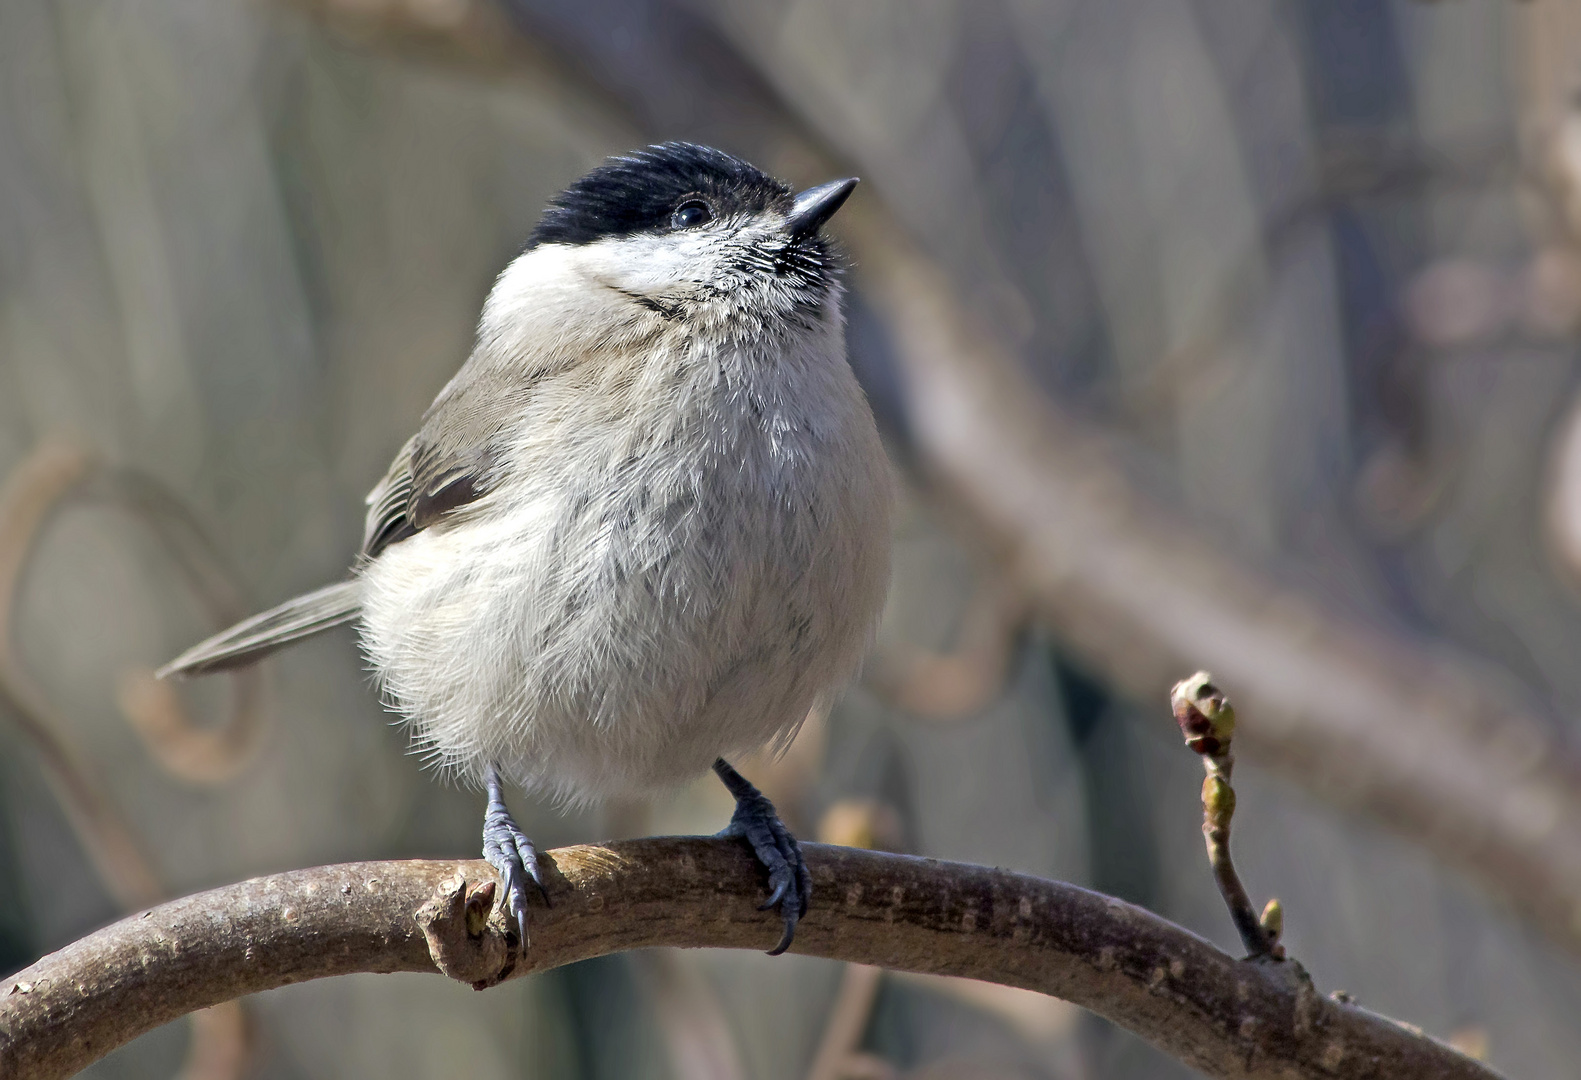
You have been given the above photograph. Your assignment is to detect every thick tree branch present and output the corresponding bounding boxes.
[0,840,1495,1080]
[265,0,1581,960]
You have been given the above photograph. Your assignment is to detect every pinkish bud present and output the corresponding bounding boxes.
[1171,671,1236,756]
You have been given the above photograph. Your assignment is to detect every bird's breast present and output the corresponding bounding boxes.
[358,331,891,800]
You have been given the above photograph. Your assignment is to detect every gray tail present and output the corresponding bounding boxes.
[157,580,362,679]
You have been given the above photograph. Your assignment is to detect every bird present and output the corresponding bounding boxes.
[158,143,893,956]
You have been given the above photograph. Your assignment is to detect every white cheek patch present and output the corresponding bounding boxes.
[573,231,722,296]
[477,243,650,366]
[472,219,816,376]
[570,218,791,301]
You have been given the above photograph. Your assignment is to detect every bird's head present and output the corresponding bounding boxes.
[480,144,857,354]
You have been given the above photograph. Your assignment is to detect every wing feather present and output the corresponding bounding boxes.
[359,357,531,559]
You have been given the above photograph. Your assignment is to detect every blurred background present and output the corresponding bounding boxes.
[6,1,1581,1077]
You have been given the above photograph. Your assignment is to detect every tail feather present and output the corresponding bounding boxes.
[157,580,362,679]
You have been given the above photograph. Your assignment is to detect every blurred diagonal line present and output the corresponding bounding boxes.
[0,441,162,910]
[804,962,885,1080]
[853,221,1581,952]
[632,951,748,1080]
[277,0,1581,955]
[0,441,255,1080]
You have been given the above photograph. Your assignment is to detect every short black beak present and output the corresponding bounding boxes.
[785,177,858,239]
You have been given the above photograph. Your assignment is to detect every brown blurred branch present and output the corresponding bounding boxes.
[0,443,163,908]
[0,441,263,1079]
[0,839,1498,1080]
[92,468,266,785]
[805,962,887,1080]
[275,0,1581,958]
[847,200,1581,958]
[0,442,269,886]
[866,575,1029,722]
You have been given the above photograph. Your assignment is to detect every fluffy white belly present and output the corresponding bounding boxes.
[357,403,890,804]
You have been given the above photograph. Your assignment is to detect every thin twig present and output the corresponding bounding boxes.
[1200,754,1272,960]
[0,840,1500,1080]
[1171,674,1279,960]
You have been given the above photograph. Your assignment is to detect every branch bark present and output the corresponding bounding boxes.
[0,840,1496,1080]
[263,0,1581,961]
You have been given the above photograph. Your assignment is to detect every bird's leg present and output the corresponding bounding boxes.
[481,764,546,951]
[713,758,811,955]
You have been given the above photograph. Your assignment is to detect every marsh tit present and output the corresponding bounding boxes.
[160,143,893,954]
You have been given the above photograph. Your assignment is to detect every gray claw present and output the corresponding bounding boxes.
[713,759,809,956]
[482,766,545,952]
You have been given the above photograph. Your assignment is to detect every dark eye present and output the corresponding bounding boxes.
[671,199,714,229]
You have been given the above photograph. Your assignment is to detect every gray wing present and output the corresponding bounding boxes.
[163,355,531,679]
[361,435,421,558]
[361,357,532,560]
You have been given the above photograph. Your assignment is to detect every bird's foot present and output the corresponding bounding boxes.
[482,765,547,952]
[713,759,811,955]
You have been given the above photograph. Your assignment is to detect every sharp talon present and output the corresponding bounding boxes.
[760,877,791,911]
[712,759,811,955]
[515,839,550,907]
[766,921,796,957]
